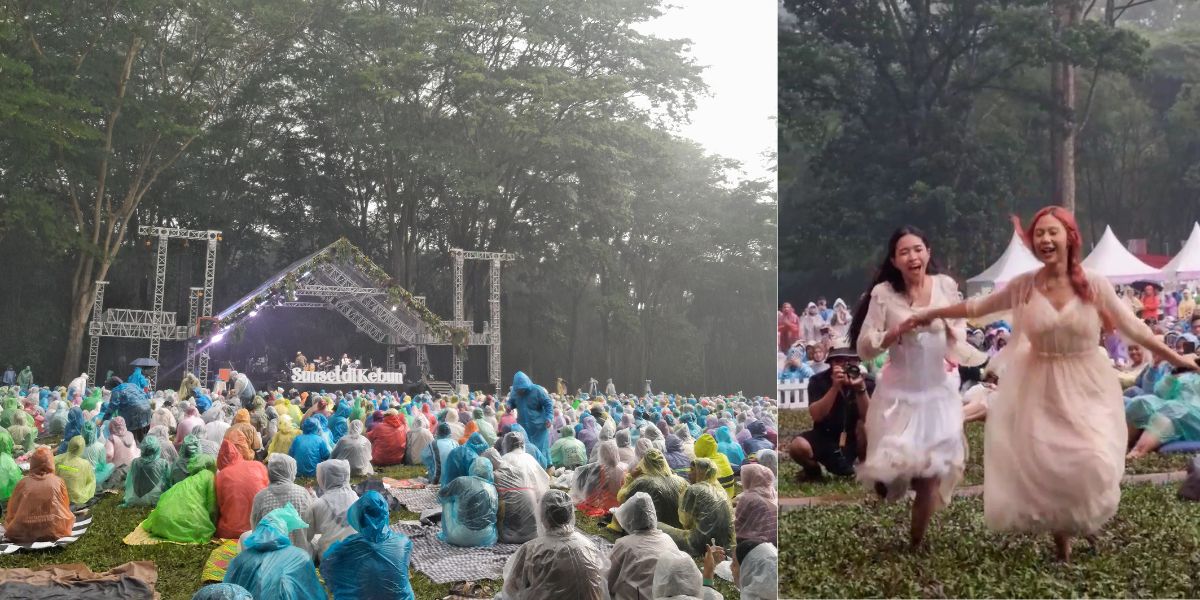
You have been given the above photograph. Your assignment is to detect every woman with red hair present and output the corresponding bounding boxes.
[913,206,1196,561]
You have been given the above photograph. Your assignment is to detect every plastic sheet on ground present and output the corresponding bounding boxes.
[0,561,157,599]
[391,522,614,585]
[385,485,442,513]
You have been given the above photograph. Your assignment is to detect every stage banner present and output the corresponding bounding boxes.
[291,366,404,385]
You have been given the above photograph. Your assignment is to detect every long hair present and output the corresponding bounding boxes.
[1013,206,1092,302]
[847,226,940,347]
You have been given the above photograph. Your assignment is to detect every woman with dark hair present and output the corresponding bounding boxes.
[850,225,986,549]
[911,206,1197,561]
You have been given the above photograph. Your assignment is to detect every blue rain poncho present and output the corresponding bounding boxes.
[224,504,324,600]
[56,407,85,454]
[320,491,415,600]
[741,420,774,458]
[505,372,553,460]
[192,583,253,600]
[437,457,498,547]
[421,423,457,483]
[104,383,151,432]
[289,419,330,477]
[193,388,213,414]
[714,425,746,472]
[329,401,351,445]
[440,432,489,486]
[127,367,149,390]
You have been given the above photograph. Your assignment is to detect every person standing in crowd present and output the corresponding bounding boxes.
[778,302,801,352]
[2,365,14,387]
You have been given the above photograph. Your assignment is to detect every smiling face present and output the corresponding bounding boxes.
[891,234,930,280]
[1032,213,1070,267]
[1129,345,1144,365]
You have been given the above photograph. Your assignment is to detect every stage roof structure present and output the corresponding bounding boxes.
[211,238,513,389]
[1161,222,1200,282]
[1081,226,1163,284]
[966,228,1042,295]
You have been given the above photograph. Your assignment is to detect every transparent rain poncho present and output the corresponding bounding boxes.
[616,449,688,529]
[320,490,415,600]
[656,458,733,557]
[650,550,722,600]
[306,459,359,559]
[737,542,778,600]
[422,423,457,483]
[494,432,550,544]
[7,410,36,456]
[122,434,170,507]
[607,492,680,600]
[735,464,778,545]
[143,454,217,543]
[438,456,499,547]
[405,414,434,467]
[191,583,253,600]
[572,439,627,518]
[251,454,314,555]
[224,504,324,600]
[79,421,114,487]
[615,430,636,467]
[500,489,609,600]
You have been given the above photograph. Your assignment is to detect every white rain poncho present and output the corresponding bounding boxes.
[737,543,778,600]
[249,454,314,555]
[331,420,373,476]
[305,459,359,560]
[606,492,680,600]
[650,550,723,600]
[499,490,609,600]
[494,432,550,544]
[437,456,498,547]
[405,414,434,466]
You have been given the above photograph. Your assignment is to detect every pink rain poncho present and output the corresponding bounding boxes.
[735,463,778,545]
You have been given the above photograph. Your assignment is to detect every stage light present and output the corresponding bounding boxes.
[211,332,226,343]
[248,310,258,317]
[392,305,397,311]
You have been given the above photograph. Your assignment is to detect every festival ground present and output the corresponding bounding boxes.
[0,431,744,600]
[777,409,1200,598]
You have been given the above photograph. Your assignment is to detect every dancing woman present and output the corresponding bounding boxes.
[849,226,986,548]
[911,206,1197,561]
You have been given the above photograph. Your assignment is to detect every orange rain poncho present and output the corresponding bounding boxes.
[215,431,269,539]
[228,409,263,454]
[4,447,75,542]
[367,412,407,467]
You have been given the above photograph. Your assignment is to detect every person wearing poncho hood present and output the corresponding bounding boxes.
[122,434,170,507]
[16,366,32,392]
[506,371,554,461]
[0,429,22,502]
[4,446,74,542]
[224,504,324,600]
[799,303,824,345]
[216,430,270,539]
[320,491,416,600]
[607,491,680,599]
[143,453,218,543]
[305,458,360,559]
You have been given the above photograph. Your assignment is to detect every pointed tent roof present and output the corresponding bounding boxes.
[966,227,1041,294]
[1161,222,1200,281]
[1081,226,1162,284]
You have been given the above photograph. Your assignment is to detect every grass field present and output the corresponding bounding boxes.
[777,408,1196,498]
[780,482,1200,598]
[0,442,740,599]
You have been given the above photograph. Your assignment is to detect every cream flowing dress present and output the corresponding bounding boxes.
[966,269,1157,534]
[856,274,986,507]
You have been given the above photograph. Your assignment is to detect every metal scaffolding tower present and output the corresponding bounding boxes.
[449,249,514,390]
[85,226,220,387]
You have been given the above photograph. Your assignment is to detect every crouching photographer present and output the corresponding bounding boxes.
[787,347,873,480]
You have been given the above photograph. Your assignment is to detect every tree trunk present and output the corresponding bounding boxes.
[1051,0,1080,212]
[61,279,96,380]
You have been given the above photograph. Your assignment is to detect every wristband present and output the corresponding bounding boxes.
[703,578,714,587]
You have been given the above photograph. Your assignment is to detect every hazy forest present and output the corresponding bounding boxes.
[0,0,776,395]
[781,0,1200,304]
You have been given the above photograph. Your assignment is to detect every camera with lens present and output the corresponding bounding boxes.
[844,364,862,379]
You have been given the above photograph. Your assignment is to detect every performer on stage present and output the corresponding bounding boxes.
[911,206,1197,561]
[849,226,986,549]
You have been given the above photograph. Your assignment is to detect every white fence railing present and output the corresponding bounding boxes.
[777,379,809,409]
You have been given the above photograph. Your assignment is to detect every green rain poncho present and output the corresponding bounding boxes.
[616,449,688,529]
[7,410,37,456]
[16,367,32,390]
[80,421,114,487]
[0,429,22,501]
[82,387,103,412]
[472,409,498,446]
[122,435,171,507]
[0,396,20,427]
[54,435,97,505]
[143,453,217,543]
[656,458,734,557]
[549,426,587,470]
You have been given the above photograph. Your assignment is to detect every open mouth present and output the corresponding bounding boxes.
[1039,245,1056,259]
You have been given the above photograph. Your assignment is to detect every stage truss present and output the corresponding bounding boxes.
[86,227,220,388]
[214,240,514,390]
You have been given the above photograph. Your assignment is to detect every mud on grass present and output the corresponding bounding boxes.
[779,482,1200,598]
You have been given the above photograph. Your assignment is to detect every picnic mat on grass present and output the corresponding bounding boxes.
[386,486,442,513]
[0,561,158,600]
[0,509,92,554]
[123,521,212,546]
[392,522,615,585]
[383,477,427,489]
[202,539,240,583]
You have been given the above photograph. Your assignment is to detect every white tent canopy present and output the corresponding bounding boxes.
[966,229,1042,295]
[1161,222,1200,282]
[1081,226,1162,284]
